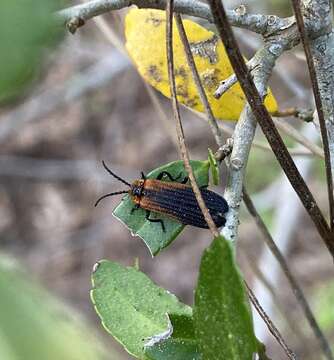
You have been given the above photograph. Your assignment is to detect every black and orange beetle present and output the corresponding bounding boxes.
[95,161,229,232]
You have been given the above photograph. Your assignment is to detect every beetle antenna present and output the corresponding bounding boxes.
[102,161,131,187]
[94,191,129,207]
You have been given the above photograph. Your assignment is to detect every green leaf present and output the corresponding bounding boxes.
[113,160,210,256]
[145,314,201,360]
[194,236,257,360]
[0,255,110,360]
[208,148,219,185]
[0,0,63,103]
[168,314,195,339]
[91,260,192,359]
[145,338,201,360]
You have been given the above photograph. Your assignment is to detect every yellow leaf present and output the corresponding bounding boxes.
[125,9,278,121]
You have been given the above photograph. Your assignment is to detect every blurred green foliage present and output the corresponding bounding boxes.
[246,134,303,193]
[313,282,334,332]
[246,146,280,193]
[312,154,327,184]
[0,0,64,103]
[0,255,114,360]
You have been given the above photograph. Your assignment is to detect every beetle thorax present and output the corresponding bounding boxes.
[130,179,145,204]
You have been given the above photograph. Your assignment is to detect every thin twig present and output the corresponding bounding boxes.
[271,108,300,118]
[274,119,324,158]
[90,8,180,149]
[214,58,257,99]
[214,138,233,162]
[245,281,297,360]
[252,142,318,157]
[144,83,179,148]
[57,0,289,36]
[93,15,127,55]
[174,14,224,147]
[253,124,319,348]
[272,107,314,122]
[243,187,334,360]
[252,123,320,346]
[194,111,321,158]
[290,0,334,231]
[242,251,308,347]
[165,0,219,236]
[208,0,333,255]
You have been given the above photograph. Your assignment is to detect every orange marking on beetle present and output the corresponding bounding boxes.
[139,197,167,213]
[144,179,189,191]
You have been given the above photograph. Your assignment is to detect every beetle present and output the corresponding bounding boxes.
[95,161,229,232]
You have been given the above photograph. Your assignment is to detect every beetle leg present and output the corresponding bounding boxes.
[141,172,146,180]
[156,171,176,181]
[130,204,140,214]
[156,171,188,184]
[145,210,166,232]
[181,176,189,184]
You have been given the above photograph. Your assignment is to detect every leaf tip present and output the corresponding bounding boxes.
[92,261,101,274]
[144,313,173,348]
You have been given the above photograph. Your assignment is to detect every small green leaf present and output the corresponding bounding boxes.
[208,148,219,185]
[113,160,210,256]
[168,314,195,339]
[145,314,201,360]
[194,236,257,360]
[145,338,201,360]
[91,260,192,359]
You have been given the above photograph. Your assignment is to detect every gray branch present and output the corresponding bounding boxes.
[305,0,334,182]
[214,58,257,99]
[221,44,283,243]
[56,0,288,35]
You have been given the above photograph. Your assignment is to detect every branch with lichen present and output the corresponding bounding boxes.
[221,44,283,243]
[209,0,333,254]
[298,0,334,230]
[56,0,289,35]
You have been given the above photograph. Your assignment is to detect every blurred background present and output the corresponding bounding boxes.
[0,0,333,359]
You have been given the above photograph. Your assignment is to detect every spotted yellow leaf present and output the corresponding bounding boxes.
[125,8,278,121]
